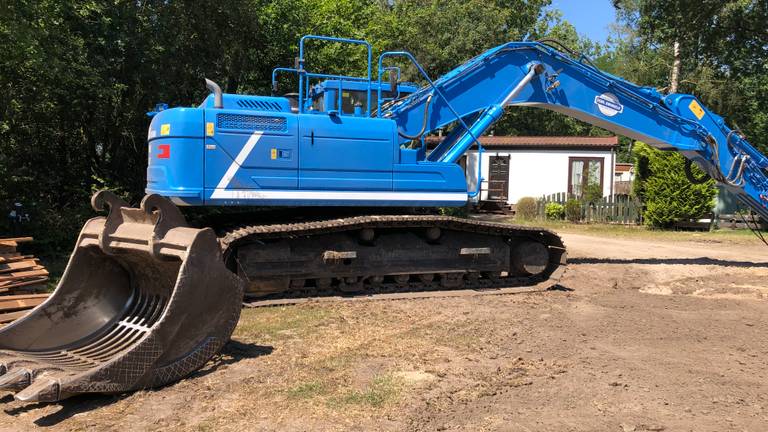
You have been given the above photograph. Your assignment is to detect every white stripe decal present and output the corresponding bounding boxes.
[209,189,467,202]
[210,131,263,199]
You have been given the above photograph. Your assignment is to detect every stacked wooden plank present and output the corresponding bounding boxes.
[0,294,49,324]
[0,237,50,323]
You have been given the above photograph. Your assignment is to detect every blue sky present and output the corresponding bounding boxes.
[549,0,617,44]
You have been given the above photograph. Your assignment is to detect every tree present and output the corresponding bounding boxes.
[613,0,768,153]
[369,0,551,78]
[632,142,716,228]
[0,0,305,247]
[0,0,560,249]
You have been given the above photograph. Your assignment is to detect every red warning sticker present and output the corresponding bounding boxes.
[157,144,170,159]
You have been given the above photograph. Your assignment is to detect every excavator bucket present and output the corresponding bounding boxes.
[0,191,243,402]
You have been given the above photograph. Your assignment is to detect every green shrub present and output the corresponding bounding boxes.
[515,197,538,220]
[545,202,565,220]
[439,206,468,218]
[565,199,582,222]
[632,142,717,228]
[583,183,603,203]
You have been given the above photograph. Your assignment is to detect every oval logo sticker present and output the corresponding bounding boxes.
[594,92,624,117]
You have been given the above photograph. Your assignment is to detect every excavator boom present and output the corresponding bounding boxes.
[383,40,768,219]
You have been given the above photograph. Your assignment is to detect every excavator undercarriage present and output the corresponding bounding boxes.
[221,215,566,305]
[0,193,564,402]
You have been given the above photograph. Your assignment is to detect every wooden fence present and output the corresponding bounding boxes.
[536,193,642,224]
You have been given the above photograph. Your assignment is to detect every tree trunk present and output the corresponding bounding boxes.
[669,40,680,94]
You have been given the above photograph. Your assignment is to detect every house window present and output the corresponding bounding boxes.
[568,157,603,198]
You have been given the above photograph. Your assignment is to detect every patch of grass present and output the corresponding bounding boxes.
[194,421,216,432]
[286,381,327,399]
[315,351,358,372]
[234,306,333,341]
[507,218,764,244]
[329,374,402,409]
[434,327,485,351]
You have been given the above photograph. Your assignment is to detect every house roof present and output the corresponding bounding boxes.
[615,163,633,172]
[425,135,618,150]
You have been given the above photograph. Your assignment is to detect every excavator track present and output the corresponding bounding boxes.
[219,215,567,307]
[0,195,564,403]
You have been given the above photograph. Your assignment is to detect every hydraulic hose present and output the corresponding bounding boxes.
[397,94,433,140]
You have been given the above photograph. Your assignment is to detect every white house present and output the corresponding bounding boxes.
[460,136,620,205]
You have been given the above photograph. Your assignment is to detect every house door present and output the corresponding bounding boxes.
[486,155,510,201]
[568,157,604,198]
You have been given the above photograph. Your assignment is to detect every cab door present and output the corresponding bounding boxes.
[297,114,394,190]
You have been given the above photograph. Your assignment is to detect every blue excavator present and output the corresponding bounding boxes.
[0,36,766,402]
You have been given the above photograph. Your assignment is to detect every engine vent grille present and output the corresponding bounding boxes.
[236,99,283,111]
[217,114,287,132]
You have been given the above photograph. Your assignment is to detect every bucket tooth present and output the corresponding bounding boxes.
[0,369,30,391]
[15,376,59,403]
[0,191,244,403]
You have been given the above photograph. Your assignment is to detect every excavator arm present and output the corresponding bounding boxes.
[382,41,768,219]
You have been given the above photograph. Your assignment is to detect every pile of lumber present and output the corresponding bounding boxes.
[0,294,50,324]
[0,237,50,323]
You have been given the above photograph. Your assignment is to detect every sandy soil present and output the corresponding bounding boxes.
[1,232,767,431]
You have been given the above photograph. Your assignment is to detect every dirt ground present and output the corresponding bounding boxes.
[1,230,767,431]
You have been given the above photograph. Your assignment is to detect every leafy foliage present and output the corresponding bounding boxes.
[583,183,604,204]
[515,197,538,220]
[632,142,717,228]
[612,0,768,154]
[0,0,312,245]
[369,0,550,79]
[564,199,582,222]
[544,202,565,220]
[2,0,766,253]
[439,206,468,218]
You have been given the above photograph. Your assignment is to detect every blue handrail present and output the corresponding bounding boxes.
[376,51,482,149]
[271,67,300,94]
[377,51,485,197]
[298,35,372,116]
[470,145,485,199]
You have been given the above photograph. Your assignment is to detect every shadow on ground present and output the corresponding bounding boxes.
[1,341,273,427]
[569,257,768,268]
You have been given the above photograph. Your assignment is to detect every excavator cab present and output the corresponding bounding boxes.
[307,79,418,115]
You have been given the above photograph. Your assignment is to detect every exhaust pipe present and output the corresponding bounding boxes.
[205,78,223,109]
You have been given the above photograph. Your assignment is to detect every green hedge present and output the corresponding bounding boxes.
[632,142,716,228]
[565,199,582,222]
[545,202,565,220]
